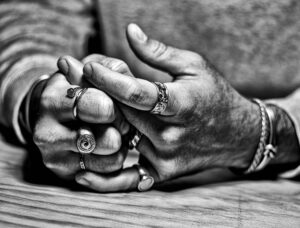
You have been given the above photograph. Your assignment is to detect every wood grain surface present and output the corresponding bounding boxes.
[0,132,299,228]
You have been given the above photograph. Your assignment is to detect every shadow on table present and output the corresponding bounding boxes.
[1,125,292,193]
[23,144,287,193]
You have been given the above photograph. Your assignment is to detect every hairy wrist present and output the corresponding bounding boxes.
[228,101,300,172]
[226,98,262,169]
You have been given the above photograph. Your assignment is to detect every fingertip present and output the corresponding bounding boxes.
[127,23,147,43]
[57,57,69,75]
[83,63,93,77]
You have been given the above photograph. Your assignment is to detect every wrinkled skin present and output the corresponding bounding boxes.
[32,55,129,179]
[71,24,261,192]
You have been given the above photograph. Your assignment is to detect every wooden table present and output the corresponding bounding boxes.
[0,130,299,227]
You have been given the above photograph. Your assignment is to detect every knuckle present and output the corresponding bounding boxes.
[127,84,144,104]
[160,127,183,145]
[33,125,59,148]
[186,52,205,70]
[33,128,48,147]
[40,88,57,111]
[157,160,177,181]
[100,98,115,122]
[109,59,128,72]
[106,128,122,152]
[151,40,168,59]
[43,157,70,176]
[190,52,204,63]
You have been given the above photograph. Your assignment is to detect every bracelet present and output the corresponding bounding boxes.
[24,74,50,134]
[244,99,277,174]
[255,106,277,171]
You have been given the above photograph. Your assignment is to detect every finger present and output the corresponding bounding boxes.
[71,124,123,156]
[83,55,131,134]
[83,54,134,77]
[42,148,127,179]
[83,146,128,173]
[41,77,118,123]
[83,62,180,115]
[57,55,87,86]
[42,151,81,179]
[92,125,122,155]
[34,116,122,156]
[126,23,202,76]
[75,157,156,192]
[113,106,130,135]
[75,167,139,192]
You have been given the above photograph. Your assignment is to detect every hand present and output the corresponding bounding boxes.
[75,24,261,192]
[31,56,129,179]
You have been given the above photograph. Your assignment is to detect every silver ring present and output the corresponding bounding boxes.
[79,154,86,170]
[129,129,143,150]
[150,82,169,115]
[66,87,88,119]
[77,127,96,154]
[133,164,154,192]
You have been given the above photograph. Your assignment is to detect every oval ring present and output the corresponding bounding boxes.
[77,127,96,154]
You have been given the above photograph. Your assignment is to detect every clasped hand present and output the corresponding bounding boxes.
[33,24,260,192]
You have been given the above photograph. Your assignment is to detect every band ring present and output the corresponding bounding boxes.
[150,82,169,115]
[77,127,96,154]
[133,164,154,192]
[129,129,143,150]
[66,87,88,119]
[79,154,86,170]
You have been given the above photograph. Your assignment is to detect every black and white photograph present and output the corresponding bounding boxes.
[0,0,299,227]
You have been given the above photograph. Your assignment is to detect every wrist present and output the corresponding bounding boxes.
[229,100,300,174]
[227,98,264,169]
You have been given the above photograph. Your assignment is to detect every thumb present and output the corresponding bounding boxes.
[126,23,202,76]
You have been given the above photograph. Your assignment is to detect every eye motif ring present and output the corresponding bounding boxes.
[77,127,96,154]
[66,87,88,119]
[150,82,169,115]
[133,164,154,192]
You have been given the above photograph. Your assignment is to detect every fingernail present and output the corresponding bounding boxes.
[83,64,93,77]
[57,58,69,75]
[76,176,89,186]
[131,24,147,42]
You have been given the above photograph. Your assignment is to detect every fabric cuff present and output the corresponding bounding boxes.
[0,55,57,144]
[266,88,300,178]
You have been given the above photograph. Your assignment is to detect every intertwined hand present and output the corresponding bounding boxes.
[74,24,261,192]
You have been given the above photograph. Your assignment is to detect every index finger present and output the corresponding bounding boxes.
[75,167,139,192]
[83,62,179,116]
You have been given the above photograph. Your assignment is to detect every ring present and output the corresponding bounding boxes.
[133,164,154,192]
[79,154,86,170]
[150,82,169,115]
[66,87,88,119]
[128,129,143,150]
[77,127,96,154]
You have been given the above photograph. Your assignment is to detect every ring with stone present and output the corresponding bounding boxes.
[133,164,154,192]
[66,87,88,120]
